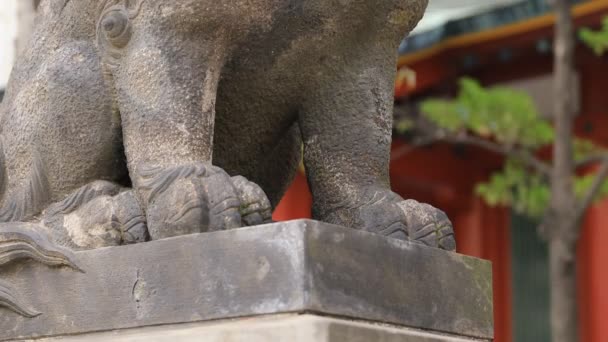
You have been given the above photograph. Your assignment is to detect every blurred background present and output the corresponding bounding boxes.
[1,1,607,341]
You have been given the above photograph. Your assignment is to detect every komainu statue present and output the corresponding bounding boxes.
[0,0,454,254]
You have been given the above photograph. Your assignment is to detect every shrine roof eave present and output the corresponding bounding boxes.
[394,0,608,98]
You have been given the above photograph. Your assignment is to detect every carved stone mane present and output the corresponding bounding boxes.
[0,224,81,317]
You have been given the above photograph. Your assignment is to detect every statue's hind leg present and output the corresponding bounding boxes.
[0,41,127,222]
[42,181,148,251]
[0,41,139,250]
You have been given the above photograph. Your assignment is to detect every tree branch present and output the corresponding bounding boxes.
[575,154,607,169]
[435,132,552,176]
[549,0,577,225]
[393,127,552,175]
[573,158,608,226]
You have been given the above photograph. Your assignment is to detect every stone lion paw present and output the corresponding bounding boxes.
[139,163,271,240]
[397,199,456,251]
[322,190,455,251]
[42,181,148,250]
[231,176,273,226]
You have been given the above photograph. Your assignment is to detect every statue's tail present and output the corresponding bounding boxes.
[0,223,83,318]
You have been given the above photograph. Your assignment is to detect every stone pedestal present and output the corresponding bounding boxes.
[0,220,493,341]
[30,315,487,342]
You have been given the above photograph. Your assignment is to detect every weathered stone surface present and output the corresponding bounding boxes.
[0,220,492,341]
[29,314,490,342]
[0,0,454,251]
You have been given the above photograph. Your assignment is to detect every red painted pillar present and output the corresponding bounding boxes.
[578,200,608,342]
[272,172,312,221]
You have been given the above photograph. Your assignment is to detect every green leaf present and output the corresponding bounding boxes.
[420,77,553,149]
[579,21,608,56]
[395,118,415,134]
[573,138,606,163]
[420,100,464,132]
[574,174,608,203]
[475,159,550,218]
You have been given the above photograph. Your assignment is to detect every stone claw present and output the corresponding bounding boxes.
[140,163,271,240]
[231,175,272,226]
[42,181,148,251]
[144,164,240,240]
[397,199,456,251]
[321,189,455,251]
[202,169,242,231]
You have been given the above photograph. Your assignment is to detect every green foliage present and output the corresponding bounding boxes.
[477,161,608,218]
[574,175,608,202]
[421,78,554,148]
[574,138,604,163]
[395,118,415,134]
[410,78,608,219]
[476,159,550,218]
[579,17,608,56]
[400,19,608,219]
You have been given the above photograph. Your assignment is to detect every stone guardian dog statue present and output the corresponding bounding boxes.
[0,0,454,252]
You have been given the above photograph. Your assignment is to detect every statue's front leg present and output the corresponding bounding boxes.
[300,55,455,251]
[110,30,270,240]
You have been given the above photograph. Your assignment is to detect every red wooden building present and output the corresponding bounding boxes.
[274,1,608,341]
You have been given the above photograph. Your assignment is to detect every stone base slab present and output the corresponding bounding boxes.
[30,315,489,342]
[1,220,493,341]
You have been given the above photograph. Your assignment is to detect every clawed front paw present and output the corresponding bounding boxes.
[322,190,456,251]
[138,164,272,240]
[397,199,456,251]
[42,181,148,250]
